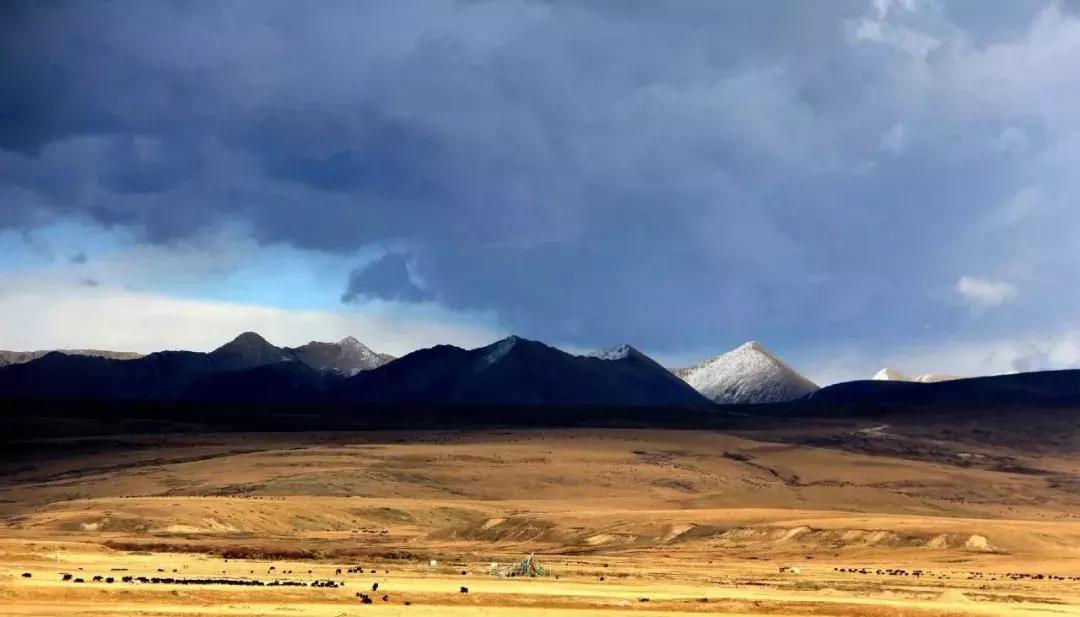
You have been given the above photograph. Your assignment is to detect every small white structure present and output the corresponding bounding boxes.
[429,559,438,568]
[778,565,801,575]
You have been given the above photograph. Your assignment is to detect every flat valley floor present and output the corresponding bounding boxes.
[2,420,1079,616]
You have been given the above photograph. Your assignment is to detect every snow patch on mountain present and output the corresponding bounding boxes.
[291,336,395,376]
[675,341,818,404]
[586,344,634,360]
[874,367,961,383]
[479,335,521,367]
[873,367,911,381]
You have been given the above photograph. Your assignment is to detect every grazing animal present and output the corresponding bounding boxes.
[105,577,114,584]
[92,576,103,582]
[336,568,342,575]
[21,572,31,578]
[460,586,469,593]
[372,582,379,591]
[62,574,72,581]
[382,595,388,601]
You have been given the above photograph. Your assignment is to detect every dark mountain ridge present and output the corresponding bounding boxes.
[807,368,1080,407]
[0,333,712,408]
[339,336,711,406]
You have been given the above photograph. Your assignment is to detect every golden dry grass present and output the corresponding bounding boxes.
[1,429,1079,616]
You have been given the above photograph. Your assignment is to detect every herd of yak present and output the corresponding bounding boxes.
[21,564,472,606]
[834,567,1080,582]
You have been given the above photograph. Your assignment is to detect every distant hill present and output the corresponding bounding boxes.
[0,350,216,399]
[339,336,713,407]
[808,369,1080,407]
[674,341,818,404]
[0,332,390,401]
[0,349,142,367]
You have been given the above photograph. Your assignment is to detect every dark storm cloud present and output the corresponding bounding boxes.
[3,0,1079,353]
[343,252,432,304]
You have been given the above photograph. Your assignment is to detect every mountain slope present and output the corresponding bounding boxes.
[185,361,342,403]
[675,341,818,404]
[341,336,712,407]
[288,336,394,376]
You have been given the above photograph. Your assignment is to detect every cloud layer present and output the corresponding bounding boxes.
[3,1,1080,377]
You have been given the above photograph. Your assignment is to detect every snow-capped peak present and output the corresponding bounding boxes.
[289,336,394,375]
[479,335,522,367]
[675,341,818,404]
[586,344,635,360]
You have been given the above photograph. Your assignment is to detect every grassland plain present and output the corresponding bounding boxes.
[1,426,1079,615]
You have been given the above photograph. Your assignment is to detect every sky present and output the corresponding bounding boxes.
[3,0,1080,384]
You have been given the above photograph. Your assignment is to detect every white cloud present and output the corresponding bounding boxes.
[955,275,1017,307]
[873,0,919,19]
[849,14,941,60]
[879,122,906,152]
[0,274,503,355]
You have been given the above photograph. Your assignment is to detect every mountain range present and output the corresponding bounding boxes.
[338,338,710,406]
[4,332,1080,410]
[0,333,395,401]
[0,333,711,407]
